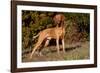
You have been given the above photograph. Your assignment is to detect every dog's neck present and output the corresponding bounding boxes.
[56,22,65,29]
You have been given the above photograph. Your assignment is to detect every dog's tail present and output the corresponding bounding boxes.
[32,32,40,41]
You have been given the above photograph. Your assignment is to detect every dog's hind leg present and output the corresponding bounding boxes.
[44,40,50,47]
[30,35,45,59]
[44,37,51,47]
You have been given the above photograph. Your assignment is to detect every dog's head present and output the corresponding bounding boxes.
[53,14,65,27]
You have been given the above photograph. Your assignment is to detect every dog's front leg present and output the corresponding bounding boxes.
[62,38,65,53]
[56,37,60,54]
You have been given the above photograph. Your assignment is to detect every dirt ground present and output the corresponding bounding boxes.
[22,41,90,62]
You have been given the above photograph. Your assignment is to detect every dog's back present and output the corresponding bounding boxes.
[39,27,64,40]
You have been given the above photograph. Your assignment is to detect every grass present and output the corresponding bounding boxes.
[22,41,90,62]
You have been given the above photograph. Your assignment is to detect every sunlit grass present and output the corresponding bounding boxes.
[22,41,90,62]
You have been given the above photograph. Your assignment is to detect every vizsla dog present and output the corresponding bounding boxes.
[30,14,65,59]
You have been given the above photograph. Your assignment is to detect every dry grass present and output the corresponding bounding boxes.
[22,41,90,62]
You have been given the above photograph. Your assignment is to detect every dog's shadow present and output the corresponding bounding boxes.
[42,43,81,55]
[65,44,81,52]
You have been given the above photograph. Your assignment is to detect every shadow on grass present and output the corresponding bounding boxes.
[42,43,81,55]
